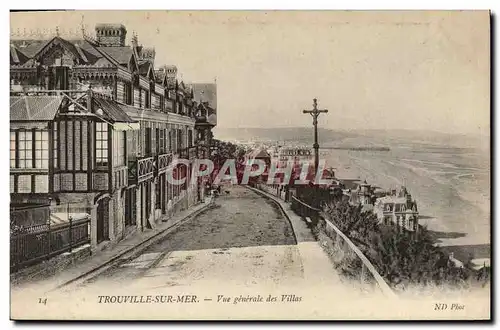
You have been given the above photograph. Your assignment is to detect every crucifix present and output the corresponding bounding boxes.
[303,98,328,173]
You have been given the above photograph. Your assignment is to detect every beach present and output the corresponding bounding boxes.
[321,138,490,254]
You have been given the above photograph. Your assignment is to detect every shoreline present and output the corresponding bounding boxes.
[325,150,490,250]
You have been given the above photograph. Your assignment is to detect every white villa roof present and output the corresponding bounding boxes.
[376,196,407,205]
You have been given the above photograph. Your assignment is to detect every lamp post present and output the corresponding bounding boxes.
[303,98,328,175]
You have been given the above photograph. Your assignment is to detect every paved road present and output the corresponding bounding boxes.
[69,185,307,292]
[20,185,367,319]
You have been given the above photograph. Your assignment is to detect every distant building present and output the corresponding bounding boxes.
[373,186,419,232]
[276,147,313,167]
[241,148,271,185]
[190,83,217,146]
[346,180,374,206]
[245,148,271,165]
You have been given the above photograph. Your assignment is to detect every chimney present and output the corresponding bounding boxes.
[95,24,127,47]
[131,32,138,48]
[165,65,178,89]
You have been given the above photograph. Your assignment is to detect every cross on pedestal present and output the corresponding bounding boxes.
[303,98,328,172]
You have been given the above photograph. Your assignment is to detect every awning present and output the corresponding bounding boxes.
[10,95,63,121]
[93,97,137,124]
[113,122,140,131]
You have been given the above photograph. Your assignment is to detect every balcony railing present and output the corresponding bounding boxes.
[128,156,155,184]
[178,146,200,160]
[178,145,215,160]
[157,153,174,175]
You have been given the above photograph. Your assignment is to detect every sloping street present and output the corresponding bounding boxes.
[67,185,309,292]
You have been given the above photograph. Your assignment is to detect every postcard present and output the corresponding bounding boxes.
[9,10,490,320]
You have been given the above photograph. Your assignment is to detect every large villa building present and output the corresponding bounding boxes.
[10,23,217,251]
[373,186,420,232]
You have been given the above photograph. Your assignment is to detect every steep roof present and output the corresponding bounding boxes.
[97,46,133,65]
[10,37,104,66]
[10,45,29,65]
[92,57,114,68]
[138,60,151,75]
[190,83,217,109]
[10,95,62,121]
[68,39,102,58]
[92,97,136,123]
[246,148,271,160]
[10,39,50,58]
[154,69,166,84]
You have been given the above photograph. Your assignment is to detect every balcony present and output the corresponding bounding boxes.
[178,146,207,160]
[195,105,217,128]
[156,153,174,175]
[128,156,155,184]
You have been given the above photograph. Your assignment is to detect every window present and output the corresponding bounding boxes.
[35,131,49,168]
[188,130,193,147]
[126,83,132,105]
[11,130,52,169]
[10,131,16,168]
[145,128,152,156]
[53,122,58,169]
[113,131,125,167]
[96,122,108,166]
[157,128,166,154]
[168,131,173,152]
[178,129,183,150]
[384,216,391,225]
[18,131,33,168]
[145,90,150,108]
[139,90,144,108]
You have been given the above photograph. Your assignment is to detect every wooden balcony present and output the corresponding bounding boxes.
[156,153,174,175]
[128,156,155,184]
[178,146,202,160]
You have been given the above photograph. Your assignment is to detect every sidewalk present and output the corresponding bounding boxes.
[247,186,345,285]
[11,197,214,295]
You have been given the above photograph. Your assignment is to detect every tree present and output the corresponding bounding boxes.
[212,139,246,163]
[324,200,379,249]
[210,139,247,182]
[322,199,472,290]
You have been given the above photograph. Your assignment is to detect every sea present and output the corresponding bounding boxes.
[321,136,490,253]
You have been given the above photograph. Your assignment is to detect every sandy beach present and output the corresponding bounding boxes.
[321,140,490,257]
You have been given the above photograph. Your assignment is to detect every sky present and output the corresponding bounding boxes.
[10,10,490,135]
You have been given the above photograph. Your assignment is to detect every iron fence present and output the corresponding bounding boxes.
[10,204,91,272]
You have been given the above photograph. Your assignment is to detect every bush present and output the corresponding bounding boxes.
[323,199,473,290]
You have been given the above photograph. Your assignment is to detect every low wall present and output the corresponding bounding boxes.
[317,214,396,298]
[11,244,91,287]
[255,183,396,298]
